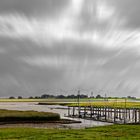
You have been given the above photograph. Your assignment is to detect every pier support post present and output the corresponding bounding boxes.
[129,109,131,120]
[90,106,92,118]
[105,107,107,121]
[72,107,75,116]
[67,106,139,124]
[114,108,116,123]
[139,109,140,124]
[68,106,70,116]
[135,109,137,123]
[84,106,86,118]
[108,108,110,121]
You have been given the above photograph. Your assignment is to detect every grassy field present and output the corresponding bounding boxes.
[0,98,137,102]
[67,101,140,108]
[0,98,50,102]
[1,98,140,108]
[0,98,108,102]
[0,98,82,103]
[0,125,139,140]
[37,99,140,108]
[0,109,60,122]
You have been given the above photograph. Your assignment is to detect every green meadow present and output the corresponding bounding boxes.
[0,125,140,140]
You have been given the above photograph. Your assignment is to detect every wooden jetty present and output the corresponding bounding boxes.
[67,106,140,124]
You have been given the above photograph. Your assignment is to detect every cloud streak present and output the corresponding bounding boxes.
[0,1,140,52]
[0,0,140,97]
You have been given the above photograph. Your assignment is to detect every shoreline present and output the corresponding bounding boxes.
[0,119,81,125]
[0,119,82,129]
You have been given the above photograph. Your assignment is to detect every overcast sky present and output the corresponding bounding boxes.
[0,0,140,97]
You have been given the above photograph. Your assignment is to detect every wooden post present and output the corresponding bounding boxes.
[105,107,107,121]
[129,109,131,120]
[124,108,126,124]
[114,108,116,123]
[132,109,135,123]
[99,107,101,120]
[139,109,140,124]
[68,106,70,116]
[72,107,75,116]
[90,106,92,118]
[108,108,110,120]
[110,108,112,120]
[78,90,80,117]
[135,109,137,123]
[125,109,127,120]
[84,106,86,118]
[78,106,81,118]
[119,108,121,120]
[97,107,99,120]
[93,107,94,116]
[116,108,118,119]
[124,98,127,124]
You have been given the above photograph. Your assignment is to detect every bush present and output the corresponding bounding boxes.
[18,96,22,99]
[9,96,15,99]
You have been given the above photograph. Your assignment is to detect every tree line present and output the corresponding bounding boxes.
[9,94,136,99]
[9,94,104,99]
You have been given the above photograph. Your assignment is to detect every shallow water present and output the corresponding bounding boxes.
[0,102,111,128]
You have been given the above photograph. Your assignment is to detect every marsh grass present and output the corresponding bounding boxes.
[1,98,140,109]
[68,101,140,108]
[0,109,60,122]
[0,125,140,140]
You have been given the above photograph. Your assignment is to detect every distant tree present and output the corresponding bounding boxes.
[56,95,65,99]
[96,94,102,99]
[9,96,15,99]
[41,94,49,99]
[127,96,131,99]
[18,96,22,99]
[34,96,41,99]
[127,96,136,99]
[41,94,55,99]
[67,94,77,99]
[49,95,55,98]
[80,94,88,98]
[29,96,34,99]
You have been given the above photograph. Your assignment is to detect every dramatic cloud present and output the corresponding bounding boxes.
[0,0,140,97]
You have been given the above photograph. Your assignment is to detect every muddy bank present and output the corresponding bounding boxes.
[0,119,81,129]
[0,119,81,125]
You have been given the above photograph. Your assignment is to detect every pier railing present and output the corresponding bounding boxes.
[67,106,140,124]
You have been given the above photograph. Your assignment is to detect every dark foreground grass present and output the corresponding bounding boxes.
[0,109,60,122]
[0,125,140,140]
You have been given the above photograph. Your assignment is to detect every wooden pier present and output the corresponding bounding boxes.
[67,106,140,124]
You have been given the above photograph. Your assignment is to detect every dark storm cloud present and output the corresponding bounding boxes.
[0,0,68,17]
[102,49,140,71]
[1,37,140,97]
[0,0,140,97]
[108,0,140,28]
[0,39,66,96]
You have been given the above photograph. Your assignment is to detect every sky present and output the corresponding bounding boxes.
[0,0,140,97]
